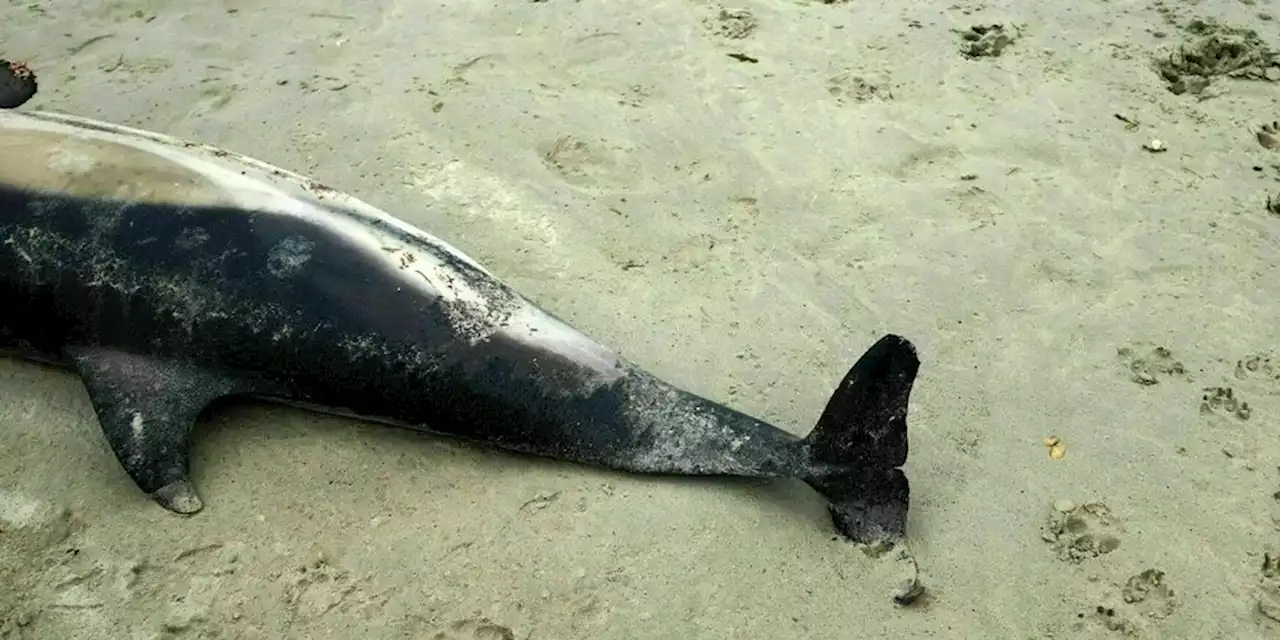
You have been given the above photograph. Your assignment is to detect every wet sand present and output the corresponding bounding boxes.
[3,0,1280,637]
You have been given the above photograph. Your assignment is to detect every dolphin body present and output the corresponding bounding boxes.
[0,110,920,546]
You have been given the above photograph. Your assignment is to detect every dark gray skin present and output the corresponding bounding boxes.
[0,182,919,546]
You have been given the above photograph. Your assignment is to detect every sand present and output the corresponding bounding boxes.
[2,0,1280,637]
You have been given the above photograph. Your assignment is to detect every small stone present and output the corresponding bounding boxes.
[892,576,926,605]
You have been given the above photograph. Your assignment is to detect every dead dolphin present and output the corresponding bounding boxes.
[0,110,920,546]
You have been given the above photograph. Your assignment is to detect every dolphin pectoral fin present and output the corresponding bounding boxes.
[65,347,250,515]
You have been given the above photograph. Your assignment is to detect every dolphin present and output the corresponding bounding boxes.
[0,110,921,546]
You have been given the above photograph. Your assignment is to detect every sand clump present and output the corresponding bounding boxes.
[1155,19,1280,95]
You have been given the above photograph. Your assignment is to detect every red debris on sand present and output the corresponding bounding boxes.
[0,60,38,109]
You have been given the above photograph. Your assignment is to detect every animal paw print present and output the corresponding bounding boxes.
[1121,569,1178,619]
[1042,501,1122,563]
[1117,344,1187,386]
[956,24,1020,58]
[1090,569,1179,635]
[827,73,893,104]
[430,618,516,640]
[1259,122,1280,151]
[1091,604,1138,636]
[281,555,362,621]
[540,134,637,192]
[1201,386,1251,421]
[1236,354,1280,383]
[703,8,757,40]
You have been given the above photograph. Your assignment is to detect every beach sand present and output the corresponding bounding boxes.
[3,0,1280,637]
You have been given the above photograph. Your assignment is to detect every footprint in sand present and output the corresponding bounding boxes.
[1121,569,1178,619]
[827,72,894,105]
[1258,122,1279,151]
[1258,552,1280,627]
[184,84,239,119]
[1200,386,1251,421]
[1091,569,1179,636]
[702,8,758,40]
[0,490,77,555]
[280,554,366,622]
[945,184,1004,229]
[427,618,517,640]
[0,491,81,635]
[1116,343,1188,386]
[539,134,639,194]
[956,23,1021,59]
[1235,353,1280,386]
[1042,500,1122,563]
[946,424,983,458]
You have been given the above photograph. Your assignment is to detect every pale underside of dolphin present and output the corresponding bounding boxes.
[0,109,920,546]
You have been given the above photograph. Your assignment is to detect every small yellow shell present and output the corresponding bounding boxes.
[1044,435,1066,460]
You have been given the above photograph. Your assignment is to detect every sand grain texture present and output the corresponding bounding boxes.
[3,0,1280,637]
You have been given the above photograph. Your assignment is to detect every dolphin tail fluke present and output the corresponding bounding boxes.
[801,334,919,546]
